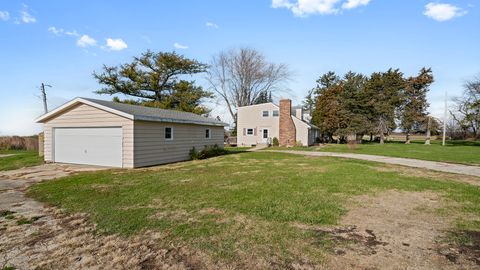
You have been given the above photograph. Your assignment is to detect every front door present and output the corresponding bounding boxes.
[262,128,269,143]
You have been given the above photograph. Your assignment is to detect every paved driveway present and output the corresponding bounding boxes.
[268,150,480,177]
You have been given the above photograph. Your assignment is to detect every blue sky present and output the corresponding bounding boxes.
[0,0,478,135]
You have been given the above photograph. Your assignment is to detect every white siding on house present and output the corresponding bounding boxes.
[134,121,224,167]
[43,103,134,168]
[292,117,310,146]
[237,103,280,146]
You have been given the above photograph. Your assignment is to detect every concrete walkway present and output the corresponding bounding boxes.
[247,144,269,152]
[267,150,480,177]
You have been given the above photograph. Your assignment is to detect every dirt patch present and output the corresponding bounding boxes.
[438,230,480,266]
[1,209,214,269]
[314,225,388,255]
[322,190,479,269]
[373,164,480,186]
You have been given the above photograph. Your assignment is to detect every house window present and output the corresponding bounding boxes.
[165,127,173,140]
[205,128,211,139]
[247,128,254,135]
[272,110,279,117]
[262,111,269,117]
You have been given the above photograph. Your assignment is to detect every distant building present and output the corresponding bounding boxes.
[237,99,320,147]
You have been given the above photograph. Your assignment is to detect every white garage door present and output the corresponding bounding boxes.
[54,127,122,167]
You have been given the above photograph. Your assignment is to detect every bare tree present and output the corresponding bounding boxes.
[450,75,480,139]
[206,47,291,126]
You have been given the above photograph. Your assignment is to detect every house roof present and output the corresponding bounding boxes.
[35,97,228,127]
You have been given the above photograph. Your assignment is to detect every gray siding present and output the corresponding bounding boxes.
[134,121,224,167]
[43,103,134,168]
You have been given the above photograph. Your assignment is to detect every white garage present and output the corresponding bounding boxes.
[36,97,227,168]
[54,127,122,167]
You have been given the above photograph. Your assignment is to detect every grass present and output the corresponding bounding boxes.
[0,150,43,171]
[272,140,480,165]
[28,151,480,267]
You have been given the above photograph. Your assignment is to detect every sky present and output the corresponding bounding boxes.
[0,0,479,135]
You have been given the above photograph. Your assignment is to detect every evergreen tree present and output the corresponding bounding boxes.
[363,69,404,144]
[254,91,272,104]
[310,71,341,142]
[336,72,369,140]
[399,68,434,143]
[93,50,212,115]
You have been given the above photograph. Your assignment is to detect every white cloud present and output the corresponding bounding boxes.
[104,38,128,51]
[77,35,97,47]
[65,30,79,37]
[424,2,467,21]
[206,21,219,29]
[173,42,188,49]
[272,0,342,16]
[48,27,79,37]
[342,0,370,10]
[272,0,373,16]
[48,26,63,35]
[20,5,36,23]
[0,11,10,21]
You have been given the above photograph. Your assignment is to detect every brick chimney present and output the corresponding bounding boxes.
[279,99,296,147]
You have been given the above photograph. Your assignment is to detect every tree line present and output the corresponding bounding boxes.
[92,48,478,142]
[305,68,437,144]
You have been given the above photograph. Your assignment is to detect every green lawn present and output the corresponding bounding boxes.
[272,140,480,165]
[29,151,480,267]
[0,150,43,171]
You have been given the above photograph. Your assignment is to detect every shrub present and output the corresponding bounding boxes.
[190,145,229,160]
[189,147,199,160]
[295,141,303,147]
[272,137,279,147]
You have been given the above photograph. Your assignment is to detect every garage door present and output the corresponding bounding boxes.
[54,127,122,167]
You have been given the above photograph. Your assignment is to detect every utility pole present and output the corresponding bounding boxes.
[40,83,51,114]
[442,91,447,146]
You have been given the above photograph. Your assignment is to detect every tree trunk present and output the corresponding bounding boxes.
[370,133,373,142]
[379,132,385,145]
[405,131,411,144]
[425,116,431,145]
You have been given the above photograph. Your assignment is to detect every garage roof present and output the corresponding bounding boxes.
[36,97,228,127]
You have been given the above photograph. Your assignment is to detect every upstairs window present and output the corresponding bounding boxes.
[262,111,269,117]
[165,127,173,140]
[272,110,279,117]
[205,128,211,139]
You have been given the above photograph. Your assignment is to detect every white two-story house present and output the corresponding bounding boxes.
[237,99,320,147]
